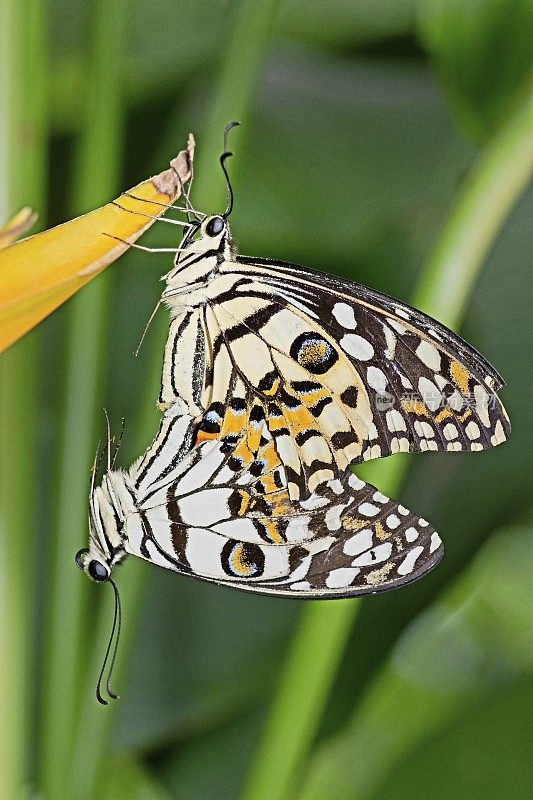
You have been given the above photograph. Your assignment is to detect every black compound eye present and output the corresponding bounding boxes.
[88,560,109,582]
[75,548,89,570]
[205,216,225,237]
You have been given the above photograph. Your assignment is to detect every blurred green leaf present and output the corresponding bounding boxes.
[157,708,264,800]
[276,0,417,49]
[48,1,421,134]
[105,757,174,800]
[372,679,532,800]
[0,1,48,797]
[418,0,533,140]
[234,49,472,289]
[297,525,533,800]
[114,574,297,753]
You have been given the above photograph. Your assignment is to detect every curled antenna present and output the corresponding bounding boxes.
[221,121,240,218]
[96,578,122,705]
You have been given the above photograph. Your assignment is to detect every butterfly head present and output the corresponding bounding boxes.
[75,547,110,582]
[163,213,234,296]
[163,122,239,294]
[77,470,130,705]
[181,212,230,251]
[76,471,132,582]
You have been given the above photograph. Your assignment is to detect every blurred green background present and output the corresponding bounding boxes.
[1,1,532,799]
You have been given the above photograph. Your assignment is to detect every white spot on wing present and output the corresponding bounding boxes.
[367,422,379,440]
[443,423,458,441]
[300,494,329,510]
[466,421,480,440]
[491,419,506,445]
[333,302,357,329]
[391,436,410,453]
[395,307,410,320]
[397,545,424,575]
[359,502,380,517]
[344,529,373,556]
[348,473,366,491]
[367,366,388,393]
[373,491,388,504]
[386,409,407,432]
[474,384,491,427]
[414,420,434,438]
[383,326,397,359]
[388,319,407,335]
[418,377,443,411]
[416,340,441,371]
[325,567,360,589]
[341,334,374,361]
[352,542,393,567]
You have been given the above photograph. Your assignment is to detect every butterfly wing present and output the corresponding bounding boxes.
[186,256,510,500]
[122,408,442,597]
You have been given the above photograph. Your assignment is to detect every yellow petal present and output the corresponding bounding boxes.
[0,134,195,353]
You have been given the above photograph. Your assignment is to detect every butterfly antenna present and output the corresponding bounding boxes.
[103,408,112,471]
[90,439,102,496]
[105,579,122,700]
[111,417,126,469]
[221,121,240,218]
[96,578,122,705]
[134,299,161,357]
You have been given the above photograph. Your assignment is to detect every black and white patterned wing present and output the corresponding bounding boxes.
[122,408,443,598]
[189,256,510,500]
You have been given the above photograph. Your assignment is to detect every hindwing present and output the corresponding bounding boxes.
[119,408,442,598]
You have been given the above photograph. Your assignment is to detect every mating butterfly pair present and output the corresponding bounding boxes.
[77,132,510,602]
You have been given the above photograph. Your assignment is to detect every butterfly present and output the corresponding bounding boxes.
[77,401,442,598]
[155,138,509,504]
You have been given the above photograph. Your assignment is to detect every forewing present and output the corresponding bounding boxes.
[200,257,510,499]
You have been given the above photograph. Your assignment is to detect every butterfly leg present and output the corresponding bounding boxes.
[120,192,198,214]
[102,232,181,253]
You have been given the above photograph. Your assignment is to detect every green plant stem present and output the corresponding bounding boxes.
[38,3,129,799]
[0,2,48,798]
[244,601,357,800]
[192,0,280,212]
[67,326,164,800]
[242,80,533,800]
[413,79,533,325]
